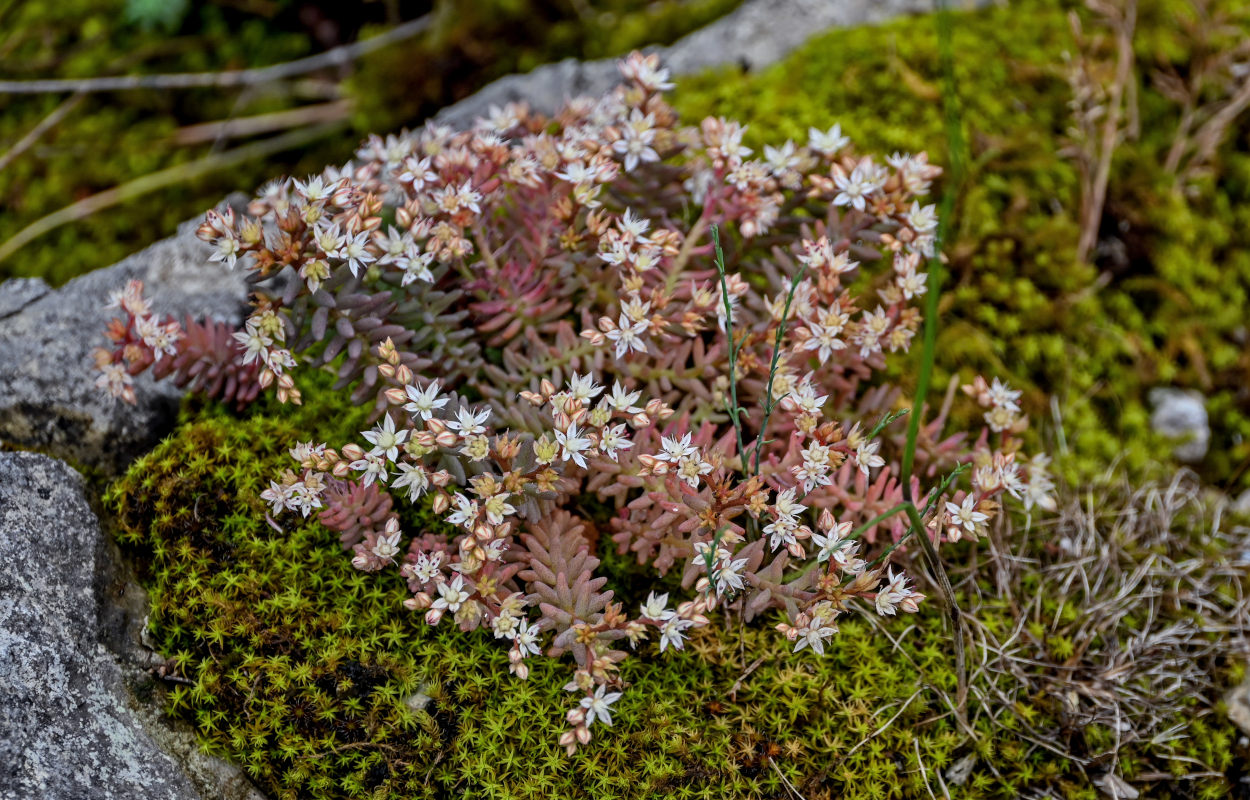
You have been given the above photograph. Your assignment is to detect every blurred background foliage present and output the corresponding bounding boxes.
[0,0,740,285]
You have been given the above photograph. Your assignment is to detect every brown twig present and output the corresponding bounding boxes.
[0,122,344,264]
[0,91,84,171]
[0,14,432,95]
[1071,0,1138,264]
[172,99,354,145]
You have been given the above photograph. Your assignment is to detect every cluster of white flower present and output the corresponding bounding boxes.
[97,50,1061,758]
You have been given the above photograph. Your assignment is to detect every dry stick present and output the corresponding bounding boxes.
[0,14,433,94]
[1075,0,1137,264]
[907,505,968,716]
[0,91,84,171]
[728,654,766,700]
[842,688,924,760]
[173,99,354,145]
[767,757,809,800]
[1187,74,1250,173]
[0,122,344,265]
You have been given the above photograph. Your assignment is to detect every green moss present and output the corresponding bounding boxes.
[670,0,1250,492]
[106,371,1241,799]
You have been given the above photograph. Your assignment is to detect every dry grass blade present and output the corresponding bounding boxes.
[967,468,1250,771]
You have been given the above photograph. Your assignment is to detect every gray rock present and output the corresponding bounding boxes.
[0,451,196,799]
[437,0,989,126]
[1148,388,1210,463]
[0,214,249,474]
[0,277,51,320]
[0,451,265,800]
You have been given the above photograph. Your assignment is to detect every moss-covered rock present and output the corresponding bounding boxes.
[96,2,1250,796]
[105,372,1242,799]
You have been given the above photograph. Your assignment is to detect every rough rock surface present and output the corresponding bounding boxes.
[0,451,265,800]
[0,215,249,474]
[0,451,197,799]
[436,0,987,126]
[1148,387,1210,463]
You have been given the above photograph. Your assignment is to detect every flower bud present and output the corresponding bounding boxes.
[332,461,351,478]
[575,725,591,745]
[395,365,414,385]
[384,387,406,405]
[341,443,366,461]
[424,608,444,626]
[819,508,835,533]
[426,418,448,435]
[414,431,436,448]
[435,431,459,448]
[432,494,450,514]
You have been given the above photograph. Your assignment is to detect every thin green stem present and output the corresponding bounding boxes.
[751,263,807,476]
[868,409,909,441]
[711,224,751,475]
[900,0,967,501]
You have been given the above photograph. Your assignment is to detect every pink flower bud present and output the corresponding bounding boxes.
[819,509,835,532]
[414,431,436,448]
[383,387,406,405]
[425,608,444,626]
[435,431,459,448]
